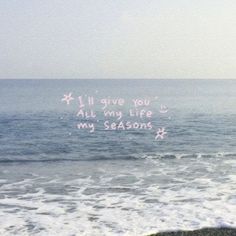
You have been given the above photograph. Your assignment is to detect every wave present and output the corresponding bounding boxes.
[138,152,236,160]
[0,152,235,163]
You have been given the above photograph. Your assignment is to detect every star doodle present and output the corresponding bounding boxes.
[61,92,74,105]
[155,127,167,140]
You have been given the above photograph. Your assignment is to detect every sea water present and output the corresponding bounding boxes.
[0,79,236,235]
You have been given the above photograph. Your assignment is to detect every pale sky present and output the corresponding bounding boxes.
[0,0,236,79]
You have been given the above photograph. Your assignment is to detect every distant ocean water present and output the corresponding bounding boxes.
[0,79,236,235]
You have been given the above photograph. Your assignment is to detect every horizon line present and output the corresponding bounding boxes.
[0,78,236,80]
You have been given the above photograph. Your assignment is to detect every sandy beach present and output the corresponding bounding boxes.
[148,228,236,236]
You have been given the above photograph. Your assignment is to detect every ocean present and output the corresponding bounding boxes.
[0,79,236,235]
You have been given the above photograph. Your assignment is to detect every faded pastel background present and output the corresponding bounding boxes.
[0,1,236,236]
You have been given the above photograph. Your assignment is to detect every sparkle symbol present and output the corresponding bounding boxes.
[155,127,167,140]
[61,92,74,105]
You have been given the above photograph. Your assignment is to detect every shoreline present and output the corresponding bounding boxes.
[148,228,236,236]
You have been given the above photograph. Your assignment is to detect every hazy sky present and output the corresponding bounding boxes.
[0,0,236,79]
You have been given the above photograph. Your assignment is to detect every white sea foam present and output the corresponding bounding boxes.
[0,156,236,235]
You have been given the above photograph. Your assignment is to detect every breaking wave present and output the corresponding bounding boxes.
[0,152,235,163]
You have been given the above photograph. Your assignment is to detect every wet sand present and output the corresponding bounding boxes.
[148,228,236,236]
